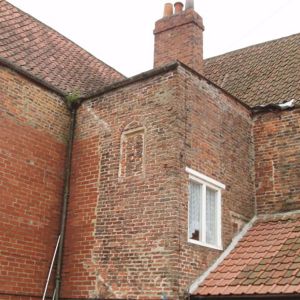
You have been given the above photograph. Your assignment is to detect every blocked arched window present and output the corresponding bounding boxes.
[119,122,145,178]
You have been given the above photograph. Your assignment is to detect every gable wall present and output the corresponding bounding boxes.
[0,66,69,298]
[254,109,300,214]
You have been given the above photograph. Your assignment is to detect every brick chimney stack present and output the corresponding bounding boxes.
[154,0,204,74]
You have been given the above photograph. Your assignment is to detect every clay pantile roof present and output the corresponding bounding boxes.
[193,213,300,298]
[204,33,300,107]
[0,0,125,96]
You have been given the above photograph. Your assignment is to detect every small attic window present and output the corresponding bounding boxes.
[186,167,225,250]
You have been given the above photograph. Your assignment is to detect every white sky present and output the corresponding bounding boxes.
[7,0,300,77]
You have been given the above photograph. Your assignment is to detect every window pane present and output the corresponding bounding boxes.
[189,181,202,241]
[206,188,218,246]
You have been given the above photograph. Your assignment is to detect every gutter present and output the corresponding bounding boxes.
[2,56,252,116]
[252,99,296,114]
[0,56,66,97]
[54,99,79,300]
[80,61,251,114]
[81,61,180,101]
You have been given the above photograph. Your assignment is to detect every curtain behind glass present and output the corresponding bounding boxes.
[206,187,217,245]
[189,181,202,241]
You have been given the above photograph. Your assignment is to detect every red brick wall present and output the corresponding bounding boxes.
[174,66,255,294]
[63,65,255,299]
[154,9,204,74]
[0,66,69,299]
[254,109,300,214]
[62,133,101,298]
[0,296,37,300]
[62,69,184,299]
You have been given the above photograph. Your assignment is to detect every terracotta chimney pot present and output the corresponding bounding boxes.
[163,3,173,17]
[174,2,184,14]
[154,2,204,74]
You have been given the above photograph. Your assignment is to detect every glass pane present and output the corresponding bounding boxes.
[189,181,202,241]
[206,188,218,246]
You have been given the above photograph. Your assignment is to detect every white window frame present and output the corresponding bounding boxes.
[186,167,225,250]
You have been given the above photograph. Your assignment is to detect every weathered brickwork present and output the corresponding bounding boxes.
[254,109,300,214]
[0,296,37,300]
[0,66,69,299]
[62,70,183,299]
[2,1,298,299]
[119,124,145,178]
[174,66,255,295]
[62,134,101,298]
[2,4,297,300]
[62,65,255,299]
[154,9,204,74]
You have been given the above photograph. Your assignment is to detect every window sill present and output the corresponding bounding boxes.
[188,238,223,251]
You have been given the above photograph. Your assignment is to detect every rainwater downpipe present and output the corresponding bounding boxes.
[54,101,78,300]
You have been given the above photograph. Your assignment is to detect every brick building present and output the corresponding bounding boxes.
[0,0,299,299]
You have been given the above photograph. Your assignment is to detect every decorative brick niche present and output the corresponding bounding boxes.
[119,124,145,178]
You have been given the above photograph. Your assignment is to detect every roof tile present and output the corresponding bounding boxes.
[194,213,300,297]
[204,33,300,107]
[2,1,298,105]
[0,0,125,96]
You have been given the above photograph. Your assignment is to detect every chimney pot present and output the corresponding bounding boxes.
[185,0,194,9]
[163,3,173,17]
[154,1,204,74]
[174,2,184,14]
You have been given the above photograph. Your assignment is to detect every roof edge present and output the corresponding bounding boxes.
[5,0,125,81]
[177,61,251,111]
[252,99,298,114]
[190,215,257,294]
[80,61,181,101]
[0,56,66,97]
[80,60,251,113]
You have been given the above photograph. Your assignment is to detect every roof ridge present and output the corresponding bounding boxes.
[204,32,300,62]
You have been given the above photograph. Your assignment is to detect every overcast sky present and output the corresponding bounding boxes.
[7,0,300,77]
